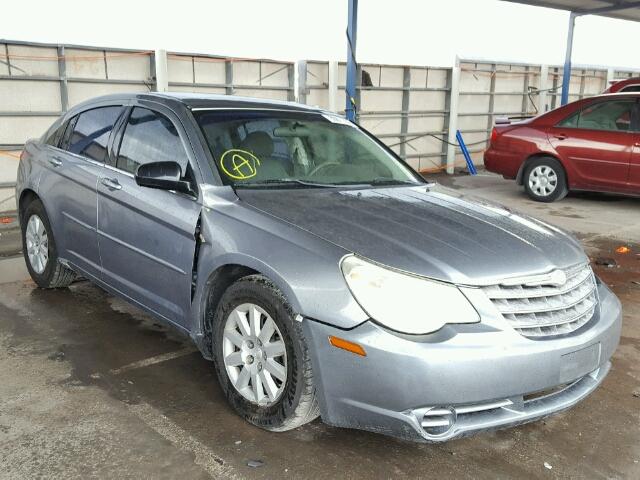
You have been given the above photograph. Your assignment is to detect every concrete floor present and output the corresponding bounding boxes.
[0,174,639,479]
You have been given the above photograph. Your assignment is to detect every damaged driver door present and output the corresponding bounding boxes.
[97,105,200,329]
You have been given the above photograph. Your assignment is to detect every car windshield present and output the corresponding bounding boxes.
[193,110,422,188]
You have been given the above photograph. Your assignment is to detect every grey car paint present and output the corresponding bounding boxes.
[236,186,588,287]
[16,92,622,442]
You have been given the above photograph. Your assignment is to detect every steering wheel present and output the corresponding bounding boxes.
[307,161,342,178]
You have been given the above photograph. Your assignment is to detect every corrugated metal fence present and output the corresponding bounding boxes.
[2,39,639,213]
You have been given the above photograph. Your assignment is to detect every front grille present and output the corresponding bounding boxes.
[482,264,597,338]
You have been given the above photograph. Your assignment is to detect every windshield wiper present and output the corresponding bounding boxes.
[367,178,422,186]
[235,178,421,189]
[234,179,339,188]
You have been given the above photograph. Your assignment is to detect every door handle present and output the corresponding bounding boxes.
[634,142,640,147]
[553,133,568,140]
[48,157,63,167]
[101,177,122,191]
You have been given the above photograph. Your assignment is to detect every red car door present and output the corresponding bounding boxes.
[548,99,635,192]
[630,135,640,191]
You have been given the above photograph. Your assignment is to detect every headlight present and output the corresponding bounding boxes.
[341,255,479,335]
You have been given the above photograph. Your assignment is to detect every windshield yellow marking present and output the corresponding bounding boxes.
[219,149,261,180]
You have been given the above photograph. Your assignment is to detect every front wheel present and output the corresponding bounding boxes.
[212,275,320,431]
[523,157,568,202]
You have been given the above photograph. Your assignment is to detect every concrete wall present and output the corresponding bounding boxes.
[2,39,639,213]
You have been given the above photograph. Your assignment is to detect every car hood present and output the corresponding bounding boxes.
[236,185,588,285]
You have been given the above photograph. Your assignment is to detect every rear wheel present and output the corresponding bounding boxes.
[212,275,320,431]
[523,157,568,202]
[21,199,76,288]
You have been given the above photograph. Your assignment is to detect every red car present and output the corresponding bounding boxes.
[604,77,640,93]
[484,93,640,202]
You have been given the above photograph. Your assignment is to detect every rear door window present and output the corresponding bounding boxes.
[559,100,636,132]
[67,106,123,162]
[116,107,188,175]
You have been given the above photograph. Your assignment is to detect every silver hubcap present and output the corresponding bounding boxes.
[223,303,287,406]
[528,165,558,197]
[25,214,49,274]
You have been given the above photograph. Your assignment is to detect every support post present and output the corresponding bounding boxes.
[328,61,339,112]
[538,64,549,113]
[149,51,156,91]
[486,63,496,135]
[440,68,452,168]
[606,67,615,90]
[521,65,530,115]
[446,59,461,175]
[578,68,586,99]
[560,12,576,106]
[551,67,559,110]
[225,60,234,95]
[154,49,169,92]
[57,45,68,112]
[399,67,411,159]
[287,63,295,101]
[345,0,358,121]
[296,60,307,104]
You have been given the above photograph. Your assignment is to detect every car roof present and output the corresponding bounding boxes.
[606,77,640,92]
[71,91,325,114]
[585,92,640,100]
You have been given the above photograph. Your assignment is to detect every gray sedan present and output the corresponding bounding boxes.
[16,93,622,442]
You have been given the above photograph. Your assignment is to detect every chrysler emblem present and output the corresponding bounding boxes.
[547,269,567,287]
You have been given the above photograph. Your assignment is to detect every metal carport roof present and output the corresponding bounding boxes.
[504,1,640,22]
[503,0,640,22]
[501,1,640,104]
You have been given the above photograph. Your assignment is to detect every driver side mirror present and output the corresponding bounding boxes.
[135,161,194,195]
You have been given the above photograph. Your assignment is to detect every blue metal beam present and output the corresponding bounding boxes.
[560,12,576,106]
[345,0,358,121]
[560,2,640,106]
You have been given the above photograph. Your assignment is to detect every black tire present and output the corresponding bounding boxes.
[21,198,76,288]
[523,156,569,203]
[212,274,320,432]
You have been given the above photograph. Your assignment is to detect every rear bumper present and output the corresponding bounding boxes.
[303,282,622,442]
[484,147,522,179]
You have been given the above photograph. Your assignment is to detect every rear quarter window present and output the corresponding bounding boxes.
[44,120,68,147]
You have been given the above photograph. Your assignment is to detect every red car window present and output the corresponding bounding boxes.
[559,100,635,132]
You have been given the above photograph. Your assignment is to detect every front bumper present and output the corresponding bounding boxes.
[303,282,622,442]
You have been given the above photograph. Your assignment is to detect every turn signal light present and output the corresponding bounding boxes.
[328,336,366,356]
